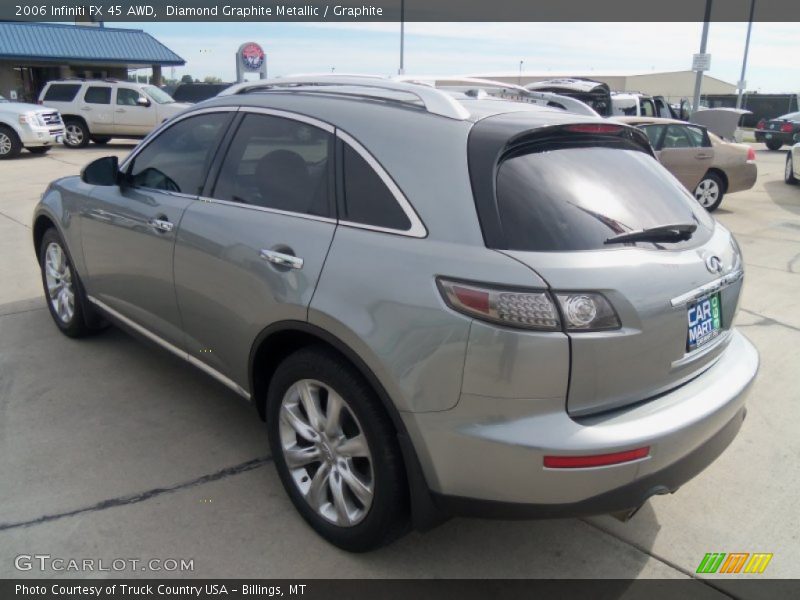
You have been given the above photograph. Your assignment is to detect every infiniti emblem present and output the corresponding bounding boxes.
[705,255,723,274]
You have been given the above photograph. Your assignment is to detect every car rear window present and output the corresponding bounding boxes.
[495,146,714,251]
[43,84,81,102]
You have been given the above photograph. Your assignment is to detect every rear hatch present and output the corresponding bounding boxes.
[468,114,744,416]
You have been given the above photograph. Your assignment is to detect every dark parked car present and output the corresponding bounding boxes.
[755,111,800,150]
[171,82,232,104]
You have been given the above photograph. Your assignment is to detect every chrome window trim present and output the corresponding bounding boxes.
[87,296,251,400]
[237,106,335,133]
[336,129,428,239]
[119,106,241,173]
[670,268,744,308]
[196,196,337,225]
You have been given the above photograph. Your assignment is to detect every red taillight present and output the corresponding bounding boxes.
[747,147,756,162]
[451,285,490,313]
[37,100,43,105]
[564,124,623,134]
[780,122,793,133]
[543,447,650,469]
[756,119,766,130]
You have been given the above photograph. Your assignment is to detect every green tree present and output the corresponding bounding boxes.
[180,74,194,84]
[203,76,223,84]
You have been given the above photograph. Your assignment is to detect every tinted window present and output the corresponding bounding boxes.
[117,88,143,106]
[341,144,411,230]
[495,147,714,252]
[43,84,81,102]
[662,125,694,148]
[129,113,228,194]
[213,114,332,217]
[84,86,111,104]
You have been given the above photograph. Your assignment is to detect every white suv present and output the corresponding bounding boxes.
[39,80,191,148]
[0,95,64,159]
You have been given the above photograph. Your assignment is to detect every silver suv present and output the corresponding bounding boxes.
[32,76,758,551]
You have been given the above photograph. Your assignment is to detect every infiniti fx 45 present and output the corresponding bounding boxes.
[32,77,758,551]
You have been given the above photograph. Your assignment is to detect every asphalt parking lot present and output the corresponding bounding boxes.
[0,142,798,589]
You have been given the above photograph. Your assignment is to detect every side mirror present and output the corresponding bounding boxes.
[137,96,151,107]
[81,156,120,186]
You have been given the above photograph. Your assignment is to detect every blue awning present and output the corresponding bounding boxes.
[0,22,185,66]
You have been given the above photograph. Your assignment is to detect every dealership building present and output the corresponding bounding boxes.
[0,21,184,103]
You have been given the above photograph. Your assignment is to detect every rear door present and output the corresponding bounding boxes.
[468,121,742,416]
[80,110,233,347]
[113,86,157,135]
[79,85,114,134]
[656,124,713,190]
[173,109,337,388]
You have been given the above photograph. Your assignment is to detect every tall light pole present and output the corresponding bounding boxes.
[736,0,756,110]
[691,0,713,116]
[519,60,524,85]
[398,0,405,75]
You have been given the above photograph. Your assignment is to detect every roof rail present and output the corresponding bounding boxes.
[217,75,471,121]
[396,76,599,117]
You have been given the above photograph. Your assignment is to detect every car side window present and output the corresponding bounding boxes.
[639,125,666,150]
[83,86,111,105]
[640,99,656,117]
[43,84,81,102]
[686,125,709,147]
[128,113,229,195]
[662,125,695,149]
[213,113,333,217]
[341,144,411,231]
[117,88,143,106]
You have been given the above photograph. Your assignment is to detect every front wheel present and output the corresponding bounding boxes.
[786,152,798,185]
[267,346,409,552]
[0,125,22,159]
[694,172,725,211]
[765,138,783,151]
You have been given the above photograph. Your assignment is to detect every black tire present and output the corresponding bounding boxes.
[27,146,51,155]
[266,346,409,552]
[786,152,798,185]
[39,228,106,337]
[0,125,23,159]
[63,118,90,148]
[91,136,112,145]
[765,138,783,151]
[694,171,725,212]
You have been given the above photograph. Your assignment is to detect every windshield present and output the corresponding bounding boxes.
[143,86,175,104]
[779,111,800,120]
[495,146,714,251]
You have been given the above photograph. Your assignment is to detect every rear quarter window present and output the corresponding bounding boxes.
[495,146,714,251]
[43,84,81,102]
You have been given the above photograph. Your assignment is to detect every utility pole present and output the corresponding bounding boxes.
[691,0,713,116]
[736,0,756,110]
[398,0,405,75]
[519,60,524,85]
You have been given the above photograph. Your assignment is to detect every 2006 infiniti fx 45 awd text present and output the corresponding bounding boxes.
[32,76,758,551]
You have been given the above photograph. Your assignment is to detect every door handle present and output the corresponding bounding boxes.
[81,106,91,111]
[115,108,126,113]
[149,218,174,233]
[260,249,303,270]
[695,153,713,159]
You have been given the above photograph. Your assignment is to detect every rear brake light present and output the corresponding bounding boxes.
[437,279,560,331]
[544,447,650,468]
[555,293,621,330]
[746,147,756,163]
[780,122,793,133]
[756,119,766,130]
[564,124,622,134]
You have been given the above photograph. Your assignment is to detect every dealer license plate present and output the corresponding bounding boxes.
[765,133,773,139]
[687,292,722,351]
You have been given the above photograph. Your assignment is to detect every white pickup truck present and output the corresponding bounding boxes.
[0,95,64,159]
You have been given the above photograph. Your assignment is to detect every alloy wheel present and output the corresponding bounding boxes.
[44,242,75,323]
[0,132,11,156]
[695,178,720,208]
[278,379,374,527]
[65,124,84,146]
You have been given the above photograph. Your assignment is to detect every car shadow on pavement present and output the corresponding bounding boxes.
[0,299,664,579]
[763,178,800,217]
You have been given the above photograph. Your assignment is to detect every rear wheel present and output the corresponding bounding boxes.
[266,346,409,552]
[765,138,783,151]
[27,146,51,155]
[0,125,22,159]
[91,136,112,145]
[694,172,725,211]
[63,119,90,148]
[787,152,798,185]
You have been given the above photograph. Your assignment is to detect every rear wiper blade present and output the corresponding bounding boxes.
[604,223,697,245]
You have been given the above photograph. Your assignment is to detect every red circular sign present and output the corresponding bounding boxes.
[241,42,265,70]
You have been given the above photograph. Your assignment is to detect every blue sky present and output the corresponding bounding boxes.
[132,22,799,92]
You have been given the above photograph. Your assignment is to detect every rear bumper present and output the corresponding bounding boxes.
[754,130,794,144]
[727,162,757,194]
[404,329,758,514]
